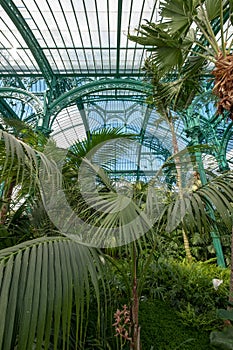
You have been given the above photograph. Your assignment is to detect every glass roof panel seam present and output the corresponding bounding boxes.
[137,2,158,74]
[70,0,89,74]
[82,0,97,74]
[68,109,80,140]
[22,0,60,73]
[52,122,84,137]
[106,0,112,74]
[1,0,53,81]
[130,0,146,74]
[57,0,80,74]
[55,118,71,145]
[116,0,123,77]
[123,0,134,73]
[45,0,68,74]
[0,16,39,74]
[0,46,26,75]
[94,0,104,72]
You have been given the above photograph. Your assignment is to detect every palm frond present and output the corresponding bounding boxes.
[129,24,191,73]
[0,129,60,190]
[205,0,222,21]
[159,0,199,34]
[164,172,233,233]
[64,127,135,180]
[0,236,104,350]
[69,127,132,160]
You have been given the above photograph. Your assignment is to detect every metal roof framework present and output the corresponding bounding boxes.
[0,0,232,180]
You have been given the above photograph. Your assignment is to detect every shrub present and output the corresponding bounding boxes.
[143,259,230,329]
[140,300,216,349]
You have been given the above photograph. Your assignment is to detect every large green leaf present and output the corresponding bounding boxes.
[0,129,60,190]
[160,0,198,34]
[217,308,233,321]
[160,166,233,236]
[149,46,184,72]
[230,0,233,25]
[205,0,222,20]
[129,24,192,74]
[0,236,104,350]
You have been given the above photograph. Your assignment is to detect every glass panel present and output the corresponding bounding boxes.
[1,0,162,75]
[51,105,87,148]
[97,1,109,47]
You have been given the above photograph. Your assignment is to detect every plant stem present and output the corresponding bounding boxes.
[196,1,219,55]
[182,226,193,263]
[131,242,140,350]
[220,0,226,57]
[229,225,233,304]
[0,180,15,225]
[168,117,192,262]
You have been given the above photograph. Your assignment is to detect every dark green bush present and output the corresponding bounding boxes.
[143,259,230,329]
[83,257,230,349]
[140,300,216,349]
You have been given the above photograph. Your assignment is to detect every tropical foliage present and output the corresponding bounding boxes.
[1,2,233,348]
[0,236,104,350]
[1,122,233,349]
[0,126,109,350]
[128,0,233,118]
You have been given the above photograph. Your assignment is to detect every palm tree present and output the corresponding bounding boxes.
[0,124,137,349]
[128,0,233,266]
[0,118,48,231]
[128,0,233,118]
[140,61,205,262]
[77,145,233,350]
[1,125,233,349]
[0,128,111,350]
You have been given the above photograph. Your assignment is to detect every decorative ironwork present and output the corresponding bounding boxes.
[0,87,44,116]
[184,89,230,171]
[48,79,153,125]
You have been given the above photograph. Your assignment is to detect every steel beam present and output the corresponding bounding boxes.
[76,98,90,137]
[116,0,123,78]
[0,98,19,119]
[0,0,54,85]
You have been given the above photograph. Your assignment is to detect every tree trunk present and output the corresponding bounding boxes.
[182,227,193,263]
[229,225,233,304]
[168,118,193,262]
[0,181,15,225]
[131,244,141,350]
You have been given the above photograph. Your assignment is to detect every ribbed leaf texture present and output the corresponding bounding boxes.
[0,236,103,350]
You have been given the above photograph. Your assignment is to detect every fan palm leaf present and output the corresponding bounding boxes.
[63,127,135,183]
[129,0,233,118]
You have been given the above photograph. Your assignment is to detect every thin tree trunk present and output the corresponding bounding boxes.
[0,181,15,225]
[229,225,233,304]
[168,118,193,262]
[131,243,141,350]
[182,227,193,263]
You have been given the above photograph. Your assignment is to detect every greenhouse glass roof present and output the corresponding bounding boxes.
[0,0,233,179]
[0,0,159,77]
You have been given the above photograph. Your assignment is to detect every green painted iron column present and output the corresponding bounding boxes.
[183,112,226,268]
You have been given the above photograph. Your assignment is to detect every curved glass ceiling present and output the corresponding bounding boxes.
[0,0,232,179]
